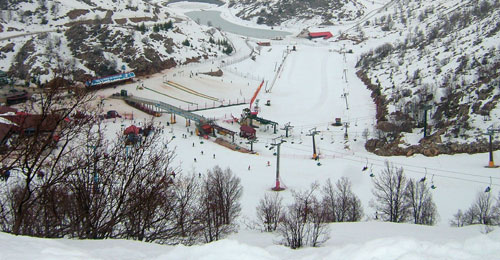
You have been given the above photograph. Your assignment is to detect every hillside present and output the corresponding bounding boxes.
[351,0,500,156]
[0,0,230,84]
[228,0,365,26]
[1,0,500,258]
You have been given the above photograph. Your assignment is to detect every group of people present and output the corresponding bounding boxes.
[193,151,216,163]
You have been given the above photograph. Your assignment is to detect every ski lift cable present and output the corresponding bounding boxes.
[281,144,500,186]
[313,145,500,181]
[334,155,500,187]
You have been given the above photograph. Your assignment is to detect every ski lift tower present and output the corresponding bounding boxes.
[484,125,500,168]
[270,136,286,191]
[307,128,320,160]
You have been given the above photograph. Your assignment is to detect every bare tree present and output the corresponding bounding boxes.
[65,119,176,240]
[322,178,363,223]
[469,192,497,225]
[0,83,94,236]
[256,192,283,232]
[450,191,500,227]
[371,162,410,223]
[198,166,242,243]
[278,184,330,249]
[450,209,465,227]
[170,173,201,245]
[405,178,438,225]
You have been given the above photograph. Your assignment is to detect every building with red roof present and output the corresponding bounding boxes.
[308,32,333,40]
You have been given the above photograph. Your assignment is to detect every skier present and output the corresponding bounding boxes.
[267,161,270,166]
[248,165,251,171]
[201,150,204,155]
[213,154,216,159]
[194,158,197,162]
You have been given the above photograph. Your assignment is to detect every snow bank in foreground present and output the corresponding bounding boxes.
[1,223,499,260]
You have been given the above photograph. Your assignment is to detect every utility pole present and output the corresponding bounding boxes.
[281,122,294,138]
[270,137,286,191]
[484,126,500,168]
[307,128,320,160]
[422,104,432,138]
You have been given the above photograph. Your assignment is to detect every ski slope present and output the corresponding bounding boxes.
[3,1,500,259]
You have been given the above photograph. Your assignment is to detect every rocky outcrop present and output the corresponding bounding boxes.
[366,136,500,157]
[233,0,364,26]
[201,69,223,77]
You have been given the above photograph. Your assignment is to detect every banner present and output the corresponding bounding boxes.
[86,72,135,87]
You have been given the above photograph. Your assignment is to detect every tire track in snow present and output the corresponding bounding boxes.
[313,50,329,109]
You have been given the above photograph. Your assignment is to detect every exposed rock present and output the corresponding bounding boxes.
[183,57,201,65]
[376,121,397,132]
[67,9,90,20]
[0,43,15,54]
[202,69,223,77]
[115,18,127,25]
[129,17,156,23]
[8,40,36,80]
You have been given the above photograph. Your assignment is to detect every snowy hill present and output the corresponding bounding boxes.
[228,0,365,26]
[1,0,500,259]
[351,0,500,156]
[1,222,499,259]
[0,0,231,83]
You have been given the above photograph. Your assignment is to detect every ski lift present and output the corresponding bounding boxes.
[362,158,368,171]
[485,176,492,193]
[420,168,427,183]
[369,164,375,177]
[431,174,436,189]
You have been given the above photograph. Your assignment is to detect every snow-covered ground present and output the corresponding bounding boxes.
[3,1,500,259]
[2,223,499,259]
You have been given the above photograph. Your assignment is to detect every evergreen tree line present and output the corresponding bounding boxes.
[209,37,233,55]
[136,20,174,33]
[153,20,174,33]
